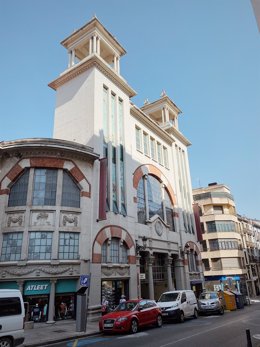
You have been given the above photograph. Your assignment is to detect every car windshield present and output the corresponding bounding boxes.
[200,293,218,300]
[158,292,179,302]
[114,301,138,312]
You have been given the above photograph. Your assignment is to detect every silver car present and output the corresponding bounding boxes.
[198,292,224,315]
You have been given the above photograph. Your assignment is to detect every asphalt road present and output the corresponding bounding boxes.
[43,303,260,347]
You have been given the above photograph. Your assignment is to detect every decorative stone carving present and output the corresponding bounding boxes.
[7,214,23,227]
[31,211,54,226]
[62,214,78,227]
[101,266,130,278]
[0,264,80,278]
[155,220,163,236]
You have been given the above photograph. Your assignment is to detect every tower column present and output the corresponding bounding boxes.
[89,36,93,55]
[97,36,100,55]
[93,35,97,53]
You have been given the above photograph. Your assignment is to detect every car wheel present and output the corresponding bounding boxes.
[130,319,138,334]
[178,311,185,323]
[0,337,12,347]
[218,307,224,315]
[156,314,163,328]
[193,308,198,319]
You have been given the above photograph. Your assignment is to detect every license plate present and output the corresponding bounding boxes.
[104,323,114,328]
[162,312,168,316]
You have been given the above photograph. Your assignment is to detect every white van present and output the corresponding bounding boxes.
[0,289,25,347]
[157,290,198,323]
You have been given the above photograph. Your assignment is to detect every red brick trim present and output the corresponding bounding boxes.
[7,164,24,182]
[92,253,102,263]
[30,157,65,168]
[81,191,91,198]
[133,164,176,205]
[70,166,85,183]
[0,189,9,195]
[110,226,122,239]
[128,255,136,264]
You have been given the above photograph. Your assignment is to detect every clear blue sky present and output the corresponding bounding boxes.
[0,0,259,219]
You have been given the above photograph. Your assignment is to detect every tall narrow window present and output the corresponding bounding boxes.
[147,175,163,220]
[157,142,162,165]
[165,191,175,231]
[111,93,116,144]
[135,126,142,151]
[137,178,146,224]
[62,171,80,208]
[112,146,118,213]
[118,99,124,145]
[103,86,109,142]
[150,138,156,160]
[32,169,57,206]
[101,241,108,263]
[163,146,169,168]
[120,145,126,215]
[1,232,23,261]
[8,169,29,207]
[110,238,119,263]
[143,132,149,156]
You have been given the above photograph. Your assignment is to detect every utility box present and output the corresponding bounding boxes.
[76,287,87,332]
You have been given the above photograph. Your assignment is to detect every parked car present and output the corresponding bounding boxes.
[197,291,224,315]
[157,290,198,323]
[99,299,162,334]
[0,289,25,347]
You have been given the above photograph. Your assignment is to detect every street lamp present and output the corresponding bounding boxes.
[135,236,148,255]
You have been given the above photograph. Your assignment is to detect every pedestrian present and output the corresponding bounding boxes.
[31,303,41,322]
[59,302,67,319]
[120,295,126,303]
[101,298,109,315]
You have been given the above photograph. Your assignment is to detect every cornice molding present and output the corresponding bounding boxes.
[48,54,136,97]
[130,105,174,146]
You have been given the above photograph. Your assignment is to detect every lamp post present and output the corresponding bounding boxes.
[135,236,147,255]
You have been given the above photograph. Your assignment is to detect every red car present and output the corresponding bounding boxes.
[99,299,163,334]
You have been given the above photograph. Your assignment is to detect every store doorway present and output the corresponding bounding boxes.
[101,280,129,309]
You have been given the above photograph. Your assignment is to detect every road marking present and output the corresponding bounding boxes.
[67,337,111,346]
[159,319,244,347]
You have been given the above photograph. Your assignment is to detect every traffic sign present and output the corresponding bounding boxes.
[80,274,91,287]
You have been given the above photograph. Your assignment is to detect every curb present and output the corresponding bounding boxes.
[23,330,102,347]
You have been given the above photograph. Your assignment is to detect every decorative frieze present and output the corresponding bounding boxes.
[0,264,80,279]
[31,211,55,227]
[60,213,79,227]
[7,213,24,227]
[101,265,130,278]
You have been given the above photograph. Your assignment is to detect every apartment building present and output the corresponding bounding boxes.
[238,215,260,297]
[0,17,203,321]
[193,183,247,293]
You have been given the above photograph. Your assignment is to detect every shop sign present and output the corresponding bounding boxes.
[24,281,50,295]
[140,273,146,280]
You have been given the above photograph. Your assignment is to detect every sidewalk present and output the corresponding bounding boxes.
[24,319,100,347]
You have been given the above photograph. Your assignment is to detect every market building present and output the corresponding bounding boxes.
[0,17,203,321]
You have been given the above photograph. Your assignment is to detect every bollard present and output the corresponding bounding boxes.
[246,329,252,347]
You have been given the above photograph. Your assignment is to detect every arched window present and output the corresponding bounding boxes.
[8,168,81,208]
[101,238,128,264]
[61,171,80,208]
[137,175,175,231]
[8,169,29,207]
